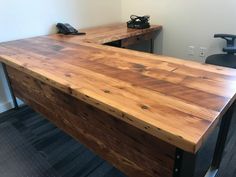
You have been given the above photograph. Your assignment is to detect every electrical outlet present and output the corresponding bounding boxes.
[188,46,195,56]
[200,47,207,57]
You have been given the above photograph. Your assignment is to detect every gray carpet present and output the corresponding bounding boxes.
[0,122,59,177]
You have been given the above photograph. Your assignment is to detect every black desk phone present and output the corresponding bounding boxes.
[56,23,86,35]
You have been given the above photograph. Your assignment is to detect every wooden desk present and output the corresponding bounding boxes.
[0,24,236,177]
[49,23,162,53]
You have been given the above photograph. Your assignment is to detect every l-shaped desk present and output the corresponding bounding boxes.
[0,23,236,177]
[51,23,162,52]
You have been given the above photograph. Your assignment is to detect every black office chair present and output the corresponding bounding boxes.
[205,34,236,68]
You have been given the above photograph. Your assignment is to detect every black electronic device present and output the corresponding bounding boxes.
[127,15,150,29]
[56,23,86,35]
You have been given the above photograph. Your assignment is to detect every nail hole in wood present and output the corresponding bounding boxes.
[141,105,149,110]
[104,90,111,94]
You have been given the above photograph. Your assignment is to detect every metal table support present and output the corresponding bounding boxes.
[205,102,235,177]
[172,102,235,177]
[150,38,154,53]
[2,63,19,109]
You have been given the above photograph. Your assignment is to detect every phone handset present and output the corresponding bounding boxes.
[56,23,86,35]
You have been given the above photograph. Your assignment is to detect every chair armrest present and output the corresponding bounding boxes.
[214,34,236,39]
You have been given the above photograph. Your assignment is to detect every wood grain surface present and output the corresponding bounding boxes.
[48,23,162,45]
[0,24,236,154]
[7,66,176,177]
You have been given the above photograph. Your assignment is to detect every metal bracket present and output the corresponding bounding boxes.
[173,148,184,177]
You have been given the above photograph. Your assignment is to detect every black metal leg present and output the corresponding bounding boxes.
[150,38,154,53]
[2,63,19,109]
[204,102,235,177]
[212,103,234,167]
[173,149,184,177]
[174,102,235,177]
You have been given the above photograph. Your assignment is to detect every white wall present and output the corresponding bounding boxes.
[0,0,121,112]
[121,0,236,62]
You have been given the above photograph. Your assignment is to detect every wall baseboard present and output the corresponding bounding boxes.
[0,101,14,113]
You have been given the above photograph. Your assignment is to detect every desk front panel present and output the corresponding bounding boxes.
[120,31,155,48]
[6,65,176,177]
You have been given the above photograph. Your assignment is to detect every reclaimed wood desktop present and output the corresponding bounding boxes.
[0,23,236,177]
[50,23,162,52]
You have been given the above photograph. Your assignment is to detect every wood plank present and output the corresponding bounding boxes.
[7,66,176,177]
[78,41,236,77]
